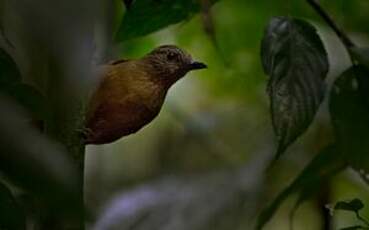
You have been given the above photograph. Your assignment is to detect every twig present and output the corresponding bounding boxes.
[306,0,355,50]
[356,212,369,227]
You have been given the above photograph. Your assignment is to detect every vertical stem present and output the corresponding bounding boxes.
[306,0,355,49]
[306,0,356,64]
[42,56,88,230]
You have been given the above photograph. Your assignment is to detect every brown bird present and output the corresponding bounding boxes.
[84,45,207,145]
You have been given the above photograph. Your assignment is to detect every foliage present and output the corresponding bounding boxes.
[330,65,369,172]
[257,0,369,229]
[331,198,369,230]
[0,46,81,229]
[261,16,328,161]
[256,145,346,230]
[0,0,221,229]
[351,48,369,70]
[1,0,369,229]
[116,0,218,41]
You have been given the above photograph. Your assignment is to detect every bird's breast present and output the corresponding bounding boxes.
[85,67,168,144]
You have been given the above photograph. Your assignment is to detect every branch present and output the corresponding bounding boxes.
[356,212,369,227]
[307,0,355,50]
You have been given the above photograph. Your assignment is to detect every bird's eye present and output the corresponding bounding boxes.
[166,52,177,61]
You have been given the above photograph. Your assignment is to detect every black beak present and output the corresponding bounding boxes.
[189,61,207,70]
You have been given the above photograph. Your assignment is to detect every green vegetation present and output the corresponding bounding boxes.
[0,0,369,229]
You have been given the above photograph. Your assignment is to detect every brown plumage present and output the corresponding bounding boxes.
[85,45,207,145]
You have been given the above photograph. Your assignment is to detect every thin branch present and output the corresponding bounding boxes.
[356,212,369,227]
[307,0,355,49]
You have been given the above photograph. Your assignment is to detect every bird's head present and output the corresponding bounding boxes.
[143,45,207,85]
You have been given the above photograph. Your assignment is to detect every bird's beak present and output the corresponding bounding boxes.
[189,61,207,70]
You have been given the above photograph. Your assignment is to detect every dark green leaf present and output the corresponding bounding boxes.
[0,182,25,230]
[261,17,329,160]
[330,65,369,172]
[335,199,364,212]
[0,48,21,88]
[0,96,80,213]
[256,145,345,230]
[351,47,369,70]
[116,0,218,41]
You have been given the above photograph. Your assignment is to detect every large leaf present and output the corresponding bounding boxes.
[256,145,346,230]
[330,65,369,173]
[0,182,25,230]
[116,0,218,41]
[261,17,329,160]
[0,96,80,213]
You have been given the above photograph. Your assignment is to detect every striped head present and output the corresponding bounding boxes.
[144,45,207,84]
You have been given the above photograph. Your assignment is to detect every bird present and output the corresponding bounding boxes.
[84,45,207,145]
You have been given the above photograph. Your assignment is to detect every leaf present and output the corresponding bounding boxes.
[330,65,369,173]
[335,199,364,213]
[0,96,80,213]
[256,145,346,230]
[116,0,218,41]
[350,47,369,70]
[261,17,329,160]
[0,48,21,88]
[0,182,25,230]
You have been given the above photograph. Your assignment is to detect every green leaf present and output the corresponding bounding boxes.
[0,48,21,88]
[116,0,218,41]
[0,97,80,214]
[256,145,346,230]
[0,182,25,230]
[335,199,364,212]
[330,65,369,172]
[350,47,369,70]
[261,17,329,160]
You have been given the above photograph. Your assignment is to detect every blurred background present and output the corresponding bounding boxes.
[86,0,369,229]
[1,0,369,229]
